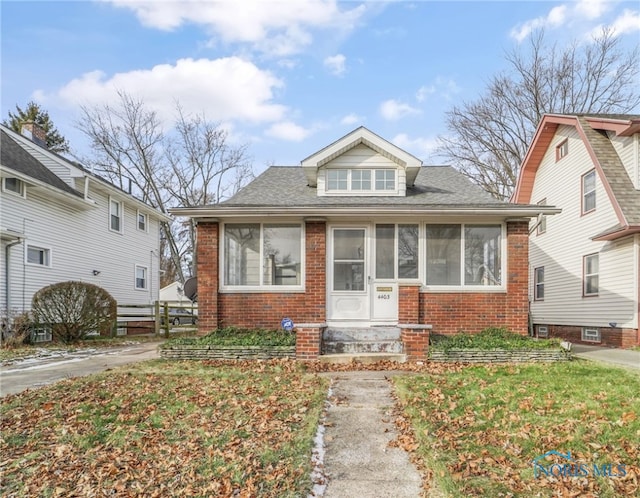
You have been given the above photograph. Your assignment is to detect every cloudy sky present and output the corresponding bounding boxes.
[2,0,639,174]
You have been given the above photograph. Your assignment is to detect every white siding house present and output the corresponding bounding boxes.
[513,114,640,348]
[0,125,170,324]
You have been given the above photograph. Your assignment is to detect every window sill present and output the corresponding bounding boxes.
[420,286,506,293]
[220,287,305,294]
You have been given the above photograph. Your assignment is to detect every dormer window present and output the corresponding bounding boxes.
[327,169,348,191]
[325,168,396,193]
[376,169,395,191]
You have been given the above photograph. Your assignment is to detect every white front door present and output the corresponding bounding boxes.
[328,227,370,321]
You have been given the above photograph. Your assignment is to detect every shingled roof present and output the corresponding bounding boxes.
[221,165,506,208]
[0,130,81,198]
[577,116,640,226]
[514,113,640,240]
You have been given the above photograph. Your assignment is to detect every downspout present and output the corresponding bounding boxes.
[4,237,23,314]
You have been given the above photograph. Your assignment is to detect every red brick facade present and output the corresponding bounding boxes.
[196,220,532,353]
[196,221,326,332]
[418,221,530,335]
[535,324,639,349]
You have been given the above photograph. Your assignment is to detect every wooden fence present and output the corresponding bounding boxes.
[116,302,198,337]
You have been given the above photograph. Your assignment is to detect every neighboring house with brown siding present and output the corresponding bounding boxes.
[172,127,555,359]
[513,114,640,348]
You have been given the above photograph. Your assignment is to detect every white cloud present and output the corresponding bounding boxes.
[416,77,460,102]
[606,9,640,36]
[340,113,362,125]
[324,54,347,76]
[265,121,311,141]
[392,133,438,160]
[106,0,366,57]
[379,99,421,121]
[36,57,287,126]
[575,0,610,20]
[510,5,568,42]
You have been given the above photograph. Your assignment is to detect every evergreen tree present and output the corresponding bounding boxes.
[4,101,70,153]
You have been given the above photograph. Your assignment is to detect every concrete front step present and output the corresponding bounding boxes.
[319,353,407,364]
[323,327,401,342]
[323,340,404,354]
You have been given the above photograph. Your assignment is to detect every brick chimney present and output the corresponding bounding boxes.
[21,121,47,148]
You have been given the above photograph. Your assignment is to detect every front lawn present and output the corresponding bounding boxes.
[394,361,640,497]
[1,359,328,497]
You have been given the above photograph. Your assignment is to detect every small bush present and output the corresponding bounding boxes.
[430,327,561,351]
[0,311,32,348]
[31,281,117,343]
[163,326,296,348]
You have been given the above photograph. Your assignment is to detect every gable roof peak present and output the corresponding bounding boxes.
[301,127,423,187]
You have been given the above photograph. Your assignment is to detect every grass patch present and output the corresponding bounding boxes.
[430,327,562,351]
[162,326,296,348]
[394,361,640,497]
[1,359,328,497]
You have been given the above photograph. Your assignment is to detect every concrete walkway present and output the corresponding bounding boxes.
[571,344,640,370]
[319,371,422,498]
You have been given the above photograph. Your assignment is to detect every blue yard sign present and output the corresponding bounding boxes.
[281,317,294,331]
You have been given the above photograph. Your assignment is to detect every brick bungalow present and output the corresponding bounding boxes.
[171,127,555,360]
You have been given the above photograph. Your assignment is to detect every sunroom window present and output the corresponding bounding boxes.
[224,223,302,287]
[425,224,502,287]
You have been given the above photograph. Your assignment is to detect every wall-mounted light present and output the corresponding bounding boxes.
[92,270,101,276]
[609,322,617,328]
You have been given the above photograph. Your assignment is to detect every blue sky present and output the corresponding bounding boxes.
[2,1,639,175]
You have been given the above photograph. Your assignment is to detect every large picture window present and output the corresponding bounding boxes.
[426,225,461,285]
[224,223,302,288]
[464,225,501,285]
[426,224,502,287]
[374,224,419,280]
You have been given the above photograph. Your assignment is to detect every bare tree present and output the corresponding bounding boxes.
[77,92,253,284]
[438,28,640,200]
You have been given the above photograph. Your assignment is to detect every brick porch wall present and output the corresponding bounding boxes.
[418,221,530,335]
[196,222,219,332]
[536,324,639,349]
[196,221,326,333]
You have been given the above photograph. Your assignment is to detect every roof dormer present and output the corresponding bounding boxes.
[301,127,422,196]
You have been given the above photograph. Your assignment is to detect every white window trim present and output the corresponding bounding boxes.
[135,264,148,290]
[582,170,596,215]
[325,168,399,196]
[109,196,124,234]
[536,199,547,235]
[556,139,568,161]
[373,223,421,281]
[583,253,599,297]
[220,222,306,293]
[534,266,544,301]
[581,327,601,343]
[137,210,148,232]
[2,177,26,198]
[422,223,507,292]
[25,243,52,268]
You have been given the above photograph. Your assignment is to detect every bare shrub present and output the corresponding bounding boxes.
[0,311,32,348]
[31,281,117,343]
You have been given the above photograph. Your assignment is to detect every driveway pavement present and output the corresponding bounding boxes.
[571,344,640,370]
[0,341,161,396]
